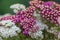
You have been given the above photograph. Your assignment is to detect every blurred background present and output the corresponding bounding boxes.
[0,0,60,15]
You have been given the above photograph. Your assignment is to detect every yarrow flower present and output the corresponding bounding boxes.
[29,0,60,25]
[0,20,15,27]
[0,20,21,38]
[29,30,43,39]
[28,20,48,39]
[10,4,26,13]
[16,10,37,35]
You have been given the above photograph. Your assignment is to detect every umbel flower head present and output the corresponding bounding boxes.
[29,0,60,25]
[29,20,48,39]
[0,20,21,38]
[10,4,26,13]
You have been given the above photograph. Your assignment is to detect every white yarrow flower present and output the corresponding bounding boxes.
[29,30,43,39]
[35,20,48,30]
[10,4,26,13]
[29,20,48,39]
[0,20,21,38]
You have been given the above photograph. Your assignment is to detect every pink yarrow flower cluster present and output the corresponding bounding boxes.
[16,6,39,35]
[29,0,60,25]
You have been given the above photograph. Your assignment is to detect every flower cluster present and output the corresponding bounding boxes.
[29,20,48,39]
[29,0,60,25]
[10,4,26,13]
[0,20,21,40]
